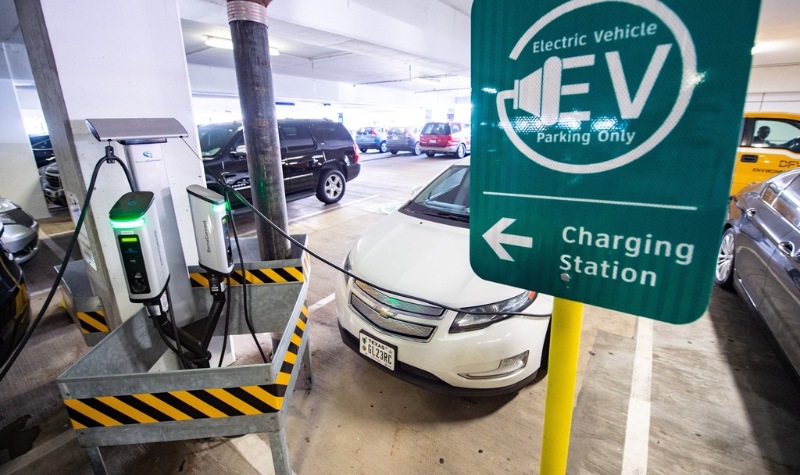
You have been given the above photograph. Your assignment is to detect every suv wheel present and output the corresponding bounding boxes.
[715,228,735,290]
[379,141,388,153]
[413,142,421,155]
[317,169,346,204]
[390,149,398,155]
[455,143,466,159]
[426,151,436,157]
[360,148,367,153]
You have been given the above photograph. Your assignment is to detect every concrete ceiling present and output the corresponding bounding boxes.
[1,0,799,101]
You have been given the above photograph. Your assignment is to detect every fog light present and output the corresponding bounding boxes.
[459,351,529,380]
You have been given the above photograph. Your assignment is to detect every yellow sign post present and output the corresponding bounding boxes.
[539,297,583,474]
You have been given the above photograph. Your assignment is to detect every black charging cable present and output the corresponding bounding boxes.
[0,145,136,382]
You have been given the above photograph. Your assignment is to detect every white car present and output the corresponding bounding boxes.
[335,158,553,395]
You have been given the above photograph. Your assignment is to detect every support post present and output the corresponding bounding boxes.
[540,297,584,474]
[227,0,291,261]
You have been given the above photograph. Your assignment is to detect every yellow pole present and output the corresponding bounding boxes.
[540,297,584,474]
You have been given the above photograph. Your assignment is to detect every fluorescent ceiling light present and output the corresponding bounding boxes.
[205,36,233,49]
[205,36,280,55]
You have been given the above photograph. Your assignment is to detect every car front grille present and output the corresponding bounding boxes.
[354,281,444,318]
[350,294,436,341]
[45,172,61,189]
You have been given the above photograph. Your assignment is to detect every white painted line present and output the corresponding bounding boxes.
[239,194,380,236]
[309,293,335,313]
[38,230,68,260]
[0,429,77,475]
[621,317,654,475]
[228,434,277,475]
[30,288,58,298]
[41,229,75,237]
[288,195,380,223]
[484,191,698,211]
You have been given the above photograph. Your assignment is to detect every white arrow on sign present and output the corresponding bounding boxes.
[483,217,533,262]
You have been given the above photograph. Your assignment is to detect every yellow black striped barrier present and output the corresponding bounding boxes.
[64,306,308,429]
[189,266,304,288]
[78,311,109,334]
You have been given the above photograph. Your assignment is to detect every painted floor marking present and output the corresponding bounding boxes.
[621,317,654,475]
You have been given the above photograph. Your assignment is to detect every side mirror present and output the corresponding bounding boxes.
[0,222,4,239]
[231,145,247,159]
[411,185,422,197]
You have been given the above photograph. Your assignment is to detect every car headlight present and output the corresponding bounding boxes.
[450,291,537,333]
[342,252,352,285]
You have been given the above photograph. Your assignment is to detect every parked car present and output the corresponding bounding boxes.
[0,198,40,264]
[386,126,421,155]
[200,119,360,205]
[41,163,66,207]
[335,158,553,395]
[715,168,800,380]
[355,126,388,153]
[28,134,55,169]
[730,112,800,195]
[419,121,471,158]
[0,224,30,365]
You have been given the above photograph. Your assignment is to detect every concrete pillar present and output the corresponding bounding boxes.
[0,43,48,218]
[15,0,204,328]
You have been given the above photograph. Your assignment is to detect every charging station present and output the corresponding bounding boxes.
[54,119,313,475]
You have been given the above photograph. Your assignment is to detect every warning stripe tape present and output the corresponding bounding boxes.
[189,266,304,288]
[78,311,109,333]
[64,306,309,429]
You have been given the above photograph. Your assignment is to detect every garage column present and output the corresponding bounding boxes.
[0,43,48,219]
[15,0,204,328]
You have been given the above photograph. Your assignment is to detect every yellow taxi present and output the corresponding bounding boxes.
[730,111,800,195]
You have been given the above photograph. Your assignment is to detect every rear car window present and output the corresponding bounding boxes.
[356,127,373,135]
[388,127,405,135]
[280,125,315,148]
[422,123,450,135]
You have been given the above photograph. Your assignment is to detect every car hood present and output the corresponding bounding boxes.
[348,211,535,310]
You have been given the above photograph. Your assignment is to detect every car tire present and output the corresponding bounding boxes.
[379,141,388,153]
[426,151,436,157]
[455,143,466,159]
[390,150,398,155]
[316,169,346,204]
[715,228,735,290]
[360,148,367,153]
[413,142,421,155]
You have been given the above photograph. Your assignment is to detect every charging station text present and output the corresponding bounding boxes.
[558,225,694,287]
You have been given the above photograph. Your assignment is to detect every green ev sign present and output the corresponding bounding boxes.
[470,0,760,323]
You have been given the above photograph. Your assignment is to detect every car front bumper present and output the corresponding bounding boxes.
[335,277,551,394]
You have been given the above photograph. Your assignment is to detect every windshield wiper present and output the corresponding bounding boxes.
[415,208,469,222]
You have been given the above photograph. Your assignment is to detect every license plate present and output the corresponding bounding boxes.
[359,331,396,371]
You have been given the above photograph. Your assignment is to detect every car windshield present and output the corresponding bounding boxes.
[356,127,373,135]
[198,124,238,157]
[406,165,470,222]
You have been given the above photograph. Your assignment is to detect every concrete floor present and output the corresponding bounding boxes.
[1,152,799,474]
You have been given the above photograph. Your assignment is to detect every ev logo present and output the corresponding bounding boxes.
[497,0,697,174]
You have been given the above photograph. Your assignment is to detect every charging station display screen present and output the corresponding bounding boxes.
[118,234,151,295]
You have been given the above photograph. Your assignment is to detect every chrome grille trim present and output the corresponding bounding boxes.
[350,294,435,341]
[355,280,444,318]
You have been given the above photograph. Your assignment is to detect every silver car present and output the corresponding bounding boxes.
[0,198,40,264]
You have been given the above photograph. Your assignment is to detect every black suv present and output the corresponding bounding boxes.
[200,119,361,205]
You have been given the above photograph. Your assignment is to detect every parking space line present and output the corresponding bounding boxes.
[309,294,335,313]
[239,194,380,237]
[288,195,379,223]
[621,317,654,475]
[39,229,68,261]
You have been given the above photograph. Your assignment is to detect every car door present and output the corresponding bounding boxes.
[278,122,318,195]
[757,174,800,376]
[733,179,793,307]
